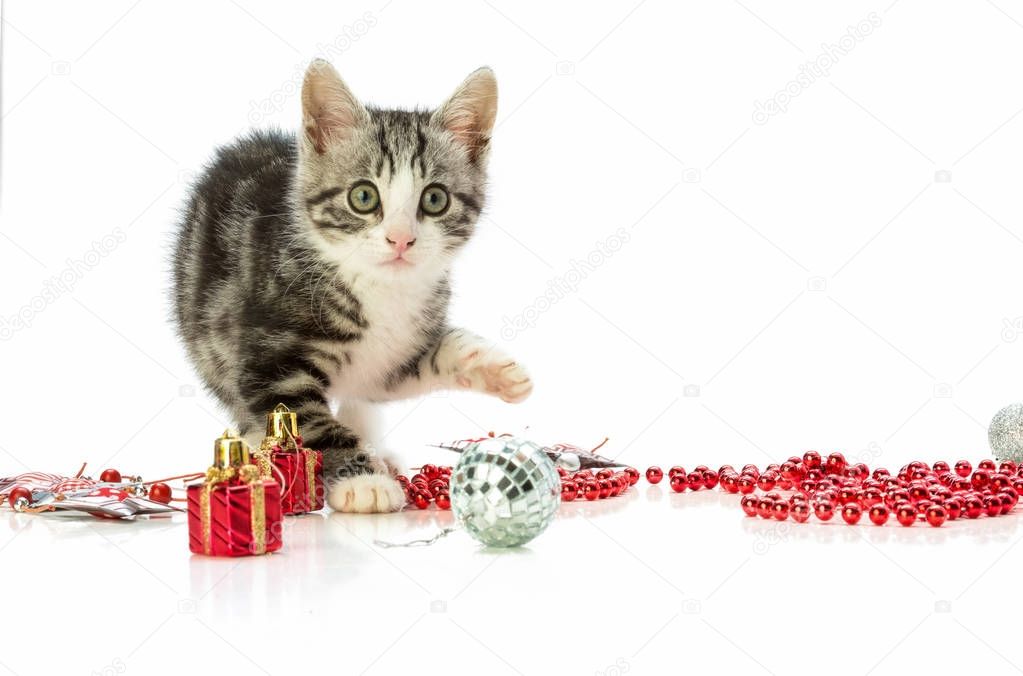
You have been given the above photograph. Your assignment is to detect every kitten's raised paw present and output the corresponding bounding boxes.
[455,348,533,404]
[327,473,405,513]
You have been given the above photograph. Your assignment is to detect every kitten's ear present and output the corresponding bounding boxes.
[301,59,368,154]
[431,67,498,161]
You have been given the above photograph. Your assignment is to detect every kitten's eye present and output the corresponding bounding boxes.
[420,184,450,216]
[347,182,380,214]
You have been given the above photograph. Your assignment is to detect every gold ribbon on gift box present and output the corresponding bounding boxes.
[200,430,267,556]
[253,404,299,478]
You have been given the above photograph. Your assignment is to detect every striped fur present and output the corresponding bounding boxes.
[171,62,520,501]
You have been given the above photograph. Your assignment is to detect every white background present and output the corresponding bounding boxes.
[2,1,1023,674]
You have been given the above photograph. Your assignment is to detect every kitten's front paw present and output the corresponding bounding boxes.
[327,473,405,513]
[454,345,533,404]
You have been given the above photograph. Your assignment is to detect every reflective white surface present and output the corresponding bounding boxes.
[2,486,1021,675]
[3,0,1023,672]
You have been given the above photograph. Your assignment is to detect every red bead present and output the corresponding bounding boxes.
[791,502,810,523]
[983,496,1001,517]
[825,452,847,475]
[771,501,789,521]
[100,469,122,483]
[435,492,451,510]
[971,470,991,490]
[597,479,612,499]
[954,460,972,477]
[979,459,997,471]
[413,492,430,510]
[702,469,719,490]
[583,482,600,501]
[896,503,916,526]
[964,496,984,519]
[646,467,663,484]
[668,466,686,479]
[925,505,947,527]
[740,495,759,517]
[421,464,439,480]
[756,472,777,492]
[561,482,578,502]
[779,461,799,481]
[596,469,614,480]
[909,484,929,502]
[679,471,698,491]
[803,451,822,470]
[7,486,31,510]
[841,503,862,524]
[945,498,963,520]
[148,482,172,504]
[669,475,687,493]
[932,461,950,473]
[756,497,775,519]
[737,476,755,494]
[868,504,889,525]
[623,467,640,485]
[860,488,883,507]
[999,491,1015,515]
[813,500,835,521]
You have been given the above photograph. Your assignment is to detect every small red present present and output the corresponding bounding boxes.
[187,431,284,557]
[253,404,325,515]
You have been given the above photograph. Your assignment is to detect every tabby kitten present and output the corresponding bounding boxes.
[172,60,531,513]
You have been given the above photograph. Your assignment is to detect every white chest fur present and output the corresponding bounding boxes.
[324,272,439,402]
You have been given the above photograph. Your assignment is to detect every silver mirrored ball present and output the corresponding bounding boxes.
[450,437,560,548]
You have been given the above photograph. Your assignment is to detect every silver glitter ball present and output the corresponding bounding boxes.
[450,437,560,548]
[988,403,1023,463]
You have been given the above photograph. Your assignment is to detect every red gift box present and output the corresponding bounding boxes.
[255,404,324,515]
[187,470,283,557]
[187,430,284,557]
[266,446,324,515]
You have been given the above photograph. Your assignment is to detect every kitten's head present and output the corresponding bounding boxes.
[295,60,496,282]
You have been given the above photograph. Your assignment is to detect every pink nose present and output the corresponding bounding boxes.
[386,232,416,254]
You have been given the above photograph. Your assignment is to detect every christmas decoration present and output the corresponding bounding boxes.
[648,451,1022,527]
[449,436,560,548]
[988,403,1023,463]
[187,430,283,557]
[0,469,190,518]
[253,404,324,515]
[435,432,619,471]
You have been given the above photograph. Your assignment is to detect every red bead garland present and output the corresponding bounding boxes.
[398,466,454,510]
[634,453,1019,527]
[388,452,1018,529]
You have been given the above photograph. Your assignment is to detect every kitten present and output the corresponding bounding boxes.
[172,60,531,513]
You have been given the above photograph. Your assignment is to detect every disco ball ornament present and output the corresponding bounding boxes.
[449,436,560,548]
[989,403,1023,463]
